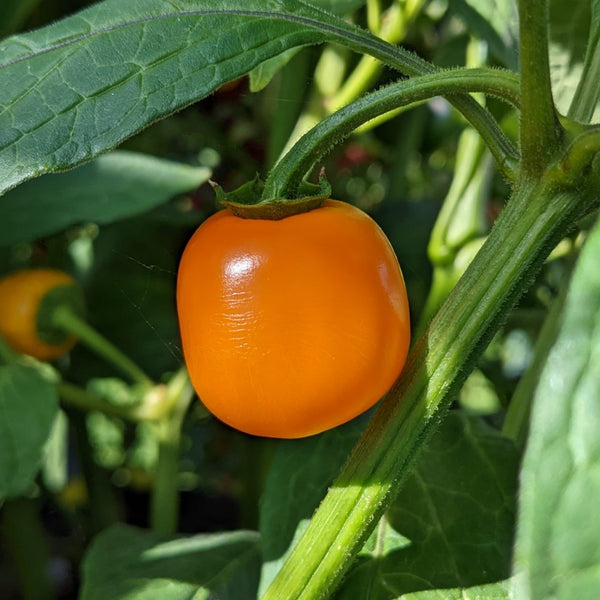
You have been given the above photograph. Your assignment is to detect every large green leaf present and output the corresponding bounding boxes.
[0,0,459,198]
[0,0,368,196]
[0,364,58,499]
[0,151,210,246]
[513,216,600,598]
[334,412,519,598]
[80,524,261,600]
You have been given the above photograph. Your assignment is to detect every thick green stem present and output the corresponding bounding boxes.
[1,498,56,600]
[263,68,520,200]
[518,0,561,176]
[150,368,194,535]
[261,172,597,599]
[52,305,153,388]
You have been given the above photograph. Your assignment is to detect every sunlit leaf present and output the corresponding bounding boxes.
[514,215,600,598]
[80,524,261,600]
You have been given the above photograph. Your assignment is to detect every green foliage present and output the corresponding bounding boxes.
[514,215,600,599]
[0,364,58,499]
[398,579,513,600]
[0,0,600,599]
[0,151,210,245]
[257,410,518,599]
[335,412,519,598]
[0,0,379,196]
[80,524,261,600]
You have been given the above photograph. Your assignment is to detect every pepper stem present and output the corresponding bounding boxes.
[51,304,154,388]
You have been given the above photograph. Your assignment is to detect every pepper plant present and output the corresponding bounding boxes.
[0,1,599,599]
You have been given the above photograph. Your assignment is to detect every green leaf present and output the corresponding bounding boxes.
[0,0,443,197]
[80,524,261,600]
[447,0,519,69]
[258,414,369,595]
[396,579,513,599]
[513,216,600,599]
[0,364,58,499]
[0,151,210,246]
[334,412,519,598]
[548,0,596,118]
[0,0,328,195]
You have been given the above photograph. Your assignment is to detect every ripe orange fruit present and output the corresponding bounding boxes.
[177,200,410,438]
[0,269,79,361]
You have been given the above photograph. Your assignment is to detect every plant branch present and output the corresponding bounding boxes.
[150,367,195,535]
[52,305,154,388]
[263,68,520,200]
[518,0,560,176]
[289,8,520,180]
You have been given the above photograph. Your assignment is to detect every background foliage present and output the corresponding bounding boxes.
[0,0,599,599]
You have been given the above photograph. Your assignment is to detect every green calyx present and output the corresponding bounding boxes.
[36,283,86,346]
[213,173,331,220]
